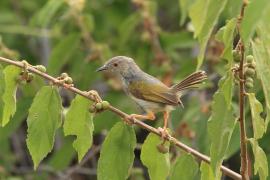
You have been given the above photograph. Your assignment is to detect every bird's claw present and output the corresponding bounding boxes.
[157,127,171,141]
[123,115,135,125]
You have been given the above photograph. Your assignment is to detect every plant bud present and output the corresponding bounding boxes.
[64,77,73,84]
[95,102,103,110]
[246,55,254,63]
[101,101,110,109]
[35,65,46,72]
[232,50,241,62]
[245,82,253,89]
[156,144,169,154]
[245,68,255,77]
[61,73,69,79]
[246,77,253,84]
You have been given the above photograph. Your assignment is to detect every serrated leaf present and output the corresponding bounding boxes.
[26,86,62,169]
[64,95,93,162]
[200,162,215,180]
[215,18,236,67]
[0,65,5,125]
[189,0,228,69]
[208,74,236,176]
[178,0,195,25]
[240,0,270,45]
[48,33,80,75]
[249,138,268,180]
[170,153,198,180]
[141,133,170,180]
[1,65,21,126]
[247,93,265,139]
[30,0,65,27]
[252,35,270,131]
[97,122,136,180]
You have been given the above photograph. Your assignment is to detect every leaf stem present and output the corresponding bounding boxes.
[0,56,241,180]
[236,1,249,180]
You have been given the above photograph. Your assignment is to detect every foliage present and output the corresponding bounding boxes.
[97,122,136,180]
[26,86,62,169]
[141,133,170,180]
[0,0,270,179]
[64,94,94,162]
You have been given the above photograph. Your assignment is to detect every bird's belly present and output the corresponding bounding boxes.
[130,96,175,113]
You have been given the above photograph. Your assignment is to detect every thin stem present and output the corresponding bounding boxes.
[0,56,242,180]
[236,1,249,180]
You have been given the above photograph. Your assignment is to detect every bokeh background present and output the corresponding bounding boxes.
[0,0,269,179]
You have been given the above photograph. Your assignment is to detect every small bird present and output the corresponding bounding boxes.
[96,56,207,138]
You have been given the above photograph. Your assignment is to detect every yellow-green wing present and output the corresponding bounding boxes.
[128,80,178,106]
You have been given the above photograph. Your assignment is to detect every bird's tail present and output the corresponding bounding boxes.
[170,71,207,92]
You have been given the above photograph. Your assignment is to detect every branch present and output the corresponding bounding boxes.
[236,1,249,180]
[0,56,241,180]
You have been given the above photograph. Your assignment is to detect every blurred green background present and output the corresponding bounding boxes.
[0,0,269,179]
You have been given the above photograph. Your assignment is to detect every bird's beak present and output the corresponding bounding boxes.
[96,65,107,72]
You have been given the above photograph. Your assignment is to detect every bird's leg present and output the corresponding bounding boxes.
[158,111,171,141]
[124,111,156,125]
[130,112,156,121]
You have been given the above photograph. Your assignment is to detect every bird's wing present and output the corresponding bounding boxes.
[128,80,179,106]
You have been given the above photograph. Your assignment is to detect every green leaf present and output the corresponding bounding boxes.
[26,86,62,169]
[170,153,198,180]
[64,95,93,162]
[200,162,215,180]
[1,66,21,126]
[0,65,5,125]
[118,12,141,47]
[30,0,65,27]
[247,93,265,139]
[252,35,270,130]
[97,122,136,180]
[47,33,80,75]
[257,9,270,52]
[225,124,240,159]
[249,138,268,180]
[220,71,234,107]
[189,0,228,69]
[208,74,236,176]
[0,97,32,141]
[178,0,195,25]
[141,133,170,180]
[215,18,236,67]
[240,0,270,45]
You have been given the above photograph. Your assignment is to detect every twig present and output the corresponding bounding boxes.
[236,1,249,180]
[0,56,241,180]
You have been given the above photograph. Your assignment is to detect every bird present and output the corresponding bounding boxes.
[96,56,207,139]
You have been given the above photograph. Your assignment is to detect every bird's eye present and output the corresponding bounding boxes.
[113,63,118,67]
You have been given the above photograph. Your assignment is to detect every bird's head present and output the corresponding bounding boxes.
[96,56,140,78]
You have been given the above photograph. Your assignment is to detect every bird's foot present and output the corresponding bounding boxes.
[123,114,136,125]
[157,127,171,141]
